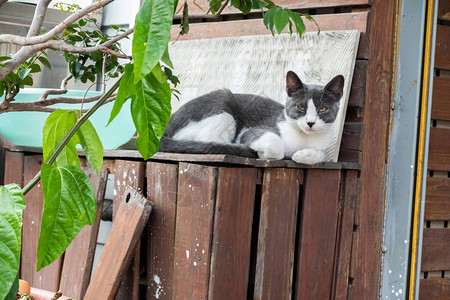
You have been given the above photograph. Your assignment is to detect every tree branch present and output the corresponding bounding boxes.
[0,0,115,46]
[0,95,116,114]
[0,0,8,9]
[28,0,52,37]
[0,27,132,81]
[39,75,73,101]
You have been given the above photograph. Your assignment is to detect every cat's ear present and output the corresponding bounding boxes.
[324,75,345,100]
[286,71,303,96]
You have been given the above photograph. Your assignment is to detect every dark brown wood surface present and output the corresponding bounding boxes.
[21,155,63,291]
[296,169,341,299]
[435,25,450,70]
[438,0,450,21]
[431,76,450,121]
[209,167,258,299]
[339,123,363,163]
[172,163,217,300]
[425,177,450,221]
[113,160,145,300]
[421,228,450,272]
[59,167,108,299]
[353,0,396,298]
[3,150,24,185]
[348,60,368,108]
[175,0,369,18]
[428,127,450,172]
[254,168,301,300]
[84,188,152,300]
[146,162,179,300]
[171,12,369,59]
[333,170,358,299]
[419,279,450,300]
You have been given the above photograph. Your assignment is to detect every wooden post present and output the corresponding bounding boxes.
[254,168,301,300]
[113,160,145,300]
[146,162,179,300]
[208,167,258,299]
[172,163,217,299]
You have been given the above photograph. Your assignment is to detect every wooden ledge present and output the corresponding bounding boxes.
[1,141,360,170]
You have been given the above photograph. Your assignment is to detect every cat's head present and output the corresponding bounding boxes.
[284,71,344,134]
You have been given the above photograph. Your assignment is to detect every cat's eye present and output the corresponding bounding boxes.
[297,105,305,111]
[319,107,328,112]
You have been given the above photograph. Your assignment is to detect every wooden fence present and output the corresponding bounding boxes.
[3,151,359,299]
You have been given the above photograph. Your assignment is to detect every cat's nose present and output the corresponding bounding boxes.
[307,122,315,128]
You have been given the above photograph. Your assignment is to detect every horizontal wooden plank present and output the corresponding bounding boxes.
[431,76,450,121]
[435,25,450,71]
[175,0,370,18]
[438,0,450,21]
[428,127,450,171]
[420,279,450,300]
[425,177,450,221]
[171,12,369,59]
[421,228,450,272]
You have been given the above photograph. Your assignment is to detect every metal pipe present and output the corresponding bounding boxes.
[414,0,439,298]
[409,0,437,298]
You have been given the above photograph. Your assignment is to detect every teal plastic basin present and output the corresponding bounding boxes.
[0,89,135,150]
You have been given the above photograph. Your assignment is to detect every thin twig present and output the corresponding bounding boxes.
[39,75,73,101]
[101,53,108,94]
[21,76,122,195]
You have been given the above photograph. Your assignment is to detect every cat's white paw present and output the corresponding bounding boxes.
[250,132,284,160]
[292,149,325,164]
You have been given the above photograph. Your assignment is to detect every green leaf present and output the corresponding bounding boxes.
[263,7,279,35]
[110,24,119,30]
[289,10,306,36]
[37,164,96,271]
[18,68,31,80]
[132,0,176,83]
[107,63,134,125]
[0,185,25,300]
[38,56,52,70]
[70,61,82,80]
[0,56,11,62]
[131,71,172,159]
[29,63,41,73]
[77,120,103,172]
[161,46,173,68]
[179,1,189,36]
[3,184,26,220]
[5,275,18,300]
[274,8,289,34]
[43,110,81,168]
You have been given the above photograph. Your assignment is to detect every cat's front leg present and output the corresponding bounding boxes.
[249,132,284,160]
[291,148,325,164]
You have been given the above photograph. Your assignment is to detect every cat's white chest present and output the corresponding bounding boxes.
[278,120,333,157]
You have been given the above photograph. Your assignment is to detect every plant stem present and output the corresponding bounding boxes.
[21,76,122,195]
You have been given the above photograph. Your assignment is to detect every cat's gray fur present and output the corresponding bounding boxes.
[159,71,344,164]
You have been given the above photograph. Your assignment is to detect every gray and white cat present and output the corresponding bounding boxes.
[159,71,344,164]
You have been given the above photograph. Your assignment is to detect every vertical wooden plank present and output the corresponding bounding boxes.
[354,0,396,298]
[209,167,258,299]
[254,168,301,300]
[333,170,358,300]
[172,163,217,300]
[113,160,145,300]
[146,162,178,300]
[3,150,24,185]
[21,154,63,291]
[59,167,108,299]
[84,188,152,300]
[296,169,341,299]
